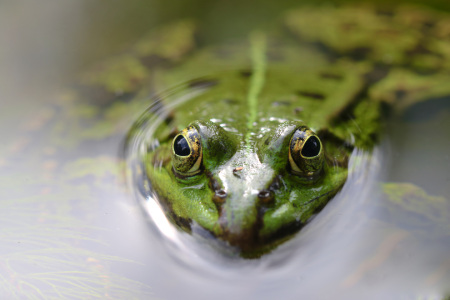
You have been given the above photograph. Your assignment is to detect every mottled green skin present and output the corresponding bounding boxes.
[126,5,450,256]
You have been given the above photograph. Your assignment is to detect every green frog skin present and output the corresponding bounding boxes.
[118,5,450,257]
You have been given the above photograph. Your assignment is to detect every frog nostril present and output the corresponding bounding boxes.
[258,190,273,203]
[213,189,227,203]
[217,189,227,197]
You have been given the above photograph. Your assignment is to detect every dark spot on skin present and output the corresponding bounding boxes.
[412,68,441,76]
[363,66,390,84]
[406,43,444,71]
[240,70,252,78]
[319,72,343,80]
[341,22,357,31]
[272,100,291,106]
[348,47,372,61]
[188,79,219,88]
[297,91,326,100]
[375,9,394,17]
[293,190,334,208]
[223,98,239,105]
[294,107,303,114]
[395,89,408,100]
[309,41,340,63]
[407,43,434,56]
[421,20,435,30]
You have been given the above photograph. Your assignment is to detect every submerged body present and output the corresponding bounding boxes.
[120,5,450,257]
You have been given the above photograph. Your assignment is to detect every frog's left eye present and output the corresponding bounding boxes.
[289,126,324,177]
[172,126,202,176]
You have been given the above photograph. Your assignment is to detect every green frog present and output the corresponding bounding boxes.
[118,5,450,257]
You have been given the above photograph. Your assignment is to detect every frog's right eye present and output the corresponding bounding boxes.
[172,126,202,176]
[288,126,324,178]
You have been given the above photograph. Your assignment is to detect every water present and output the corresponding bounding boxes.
[1,0,450,299]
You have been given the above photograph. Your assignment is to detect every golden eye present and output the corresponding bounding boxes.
[172,126,202,176]
[289,126,324,177]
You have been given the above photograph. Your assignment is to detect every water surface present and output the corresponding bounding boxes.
[1,0,449,299]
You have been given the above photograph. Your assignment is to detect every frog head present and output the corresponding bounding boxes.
[146,119,348,256]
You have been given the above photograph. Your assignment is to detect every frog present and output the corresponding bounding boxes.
[118,4,450,258]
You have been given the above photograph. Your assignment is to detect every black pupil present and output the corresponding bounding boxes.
[301,136,321,157]
[174,135,190,156]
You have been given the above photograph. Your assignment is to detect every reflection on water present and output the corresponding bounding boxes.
[1,0,450,299]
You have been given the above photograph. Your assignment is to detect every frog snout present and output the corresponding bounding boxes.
[213,187,276,250]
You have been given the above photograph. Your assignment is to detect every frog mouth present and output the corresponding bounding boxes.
[149,177,342,258]
[213,185,343,257]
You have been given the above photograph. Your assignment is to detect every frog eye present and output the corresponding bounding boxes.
[289,126,324,177]
[172,126,202,176]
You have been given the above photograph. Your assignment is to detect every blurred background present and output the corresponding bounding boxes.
[0,0,449,299]
[1,0,449,118]
[2,0,450,105]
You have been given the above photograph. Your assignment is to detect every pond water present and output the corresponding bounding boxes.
[1,0,449,299]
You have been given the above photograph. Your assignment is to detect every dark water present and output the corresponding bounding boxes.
[1,0,450,299]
